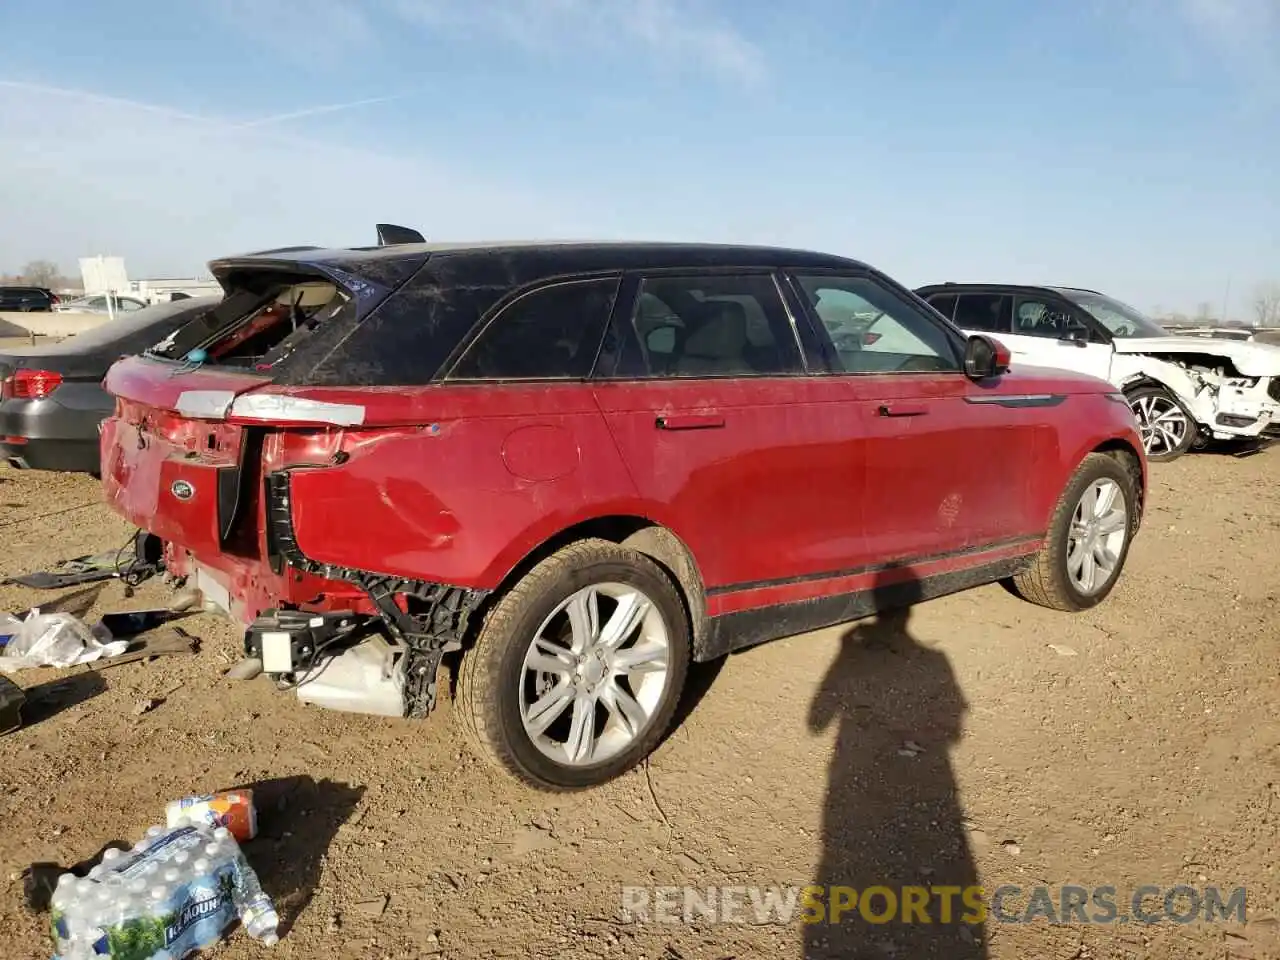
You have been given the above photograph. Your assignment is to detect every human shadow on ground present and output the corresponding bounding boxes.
[805,566,986,959]
[232,775,365,936]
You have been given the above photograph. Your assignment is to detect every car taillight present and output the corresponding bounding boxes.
[6,369,64,399]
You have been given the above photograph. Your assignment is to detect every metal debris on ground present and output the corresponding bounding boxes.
[0,532,164,591]
[86,627,199,672]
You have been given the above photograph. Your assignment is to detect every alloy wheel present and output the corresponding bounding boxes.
[519,583,672,766]
[1132,393,1189,456]
[1066,478,1129,596]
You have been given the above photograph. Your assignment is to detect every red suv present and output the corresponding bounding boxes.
[100,234,1147,790]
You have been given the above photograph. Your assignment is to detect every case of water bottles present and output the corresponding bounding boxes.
[49,819,279,960]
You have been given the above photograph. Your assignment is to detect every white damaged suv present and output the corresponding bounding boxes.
[916,283,1280,461]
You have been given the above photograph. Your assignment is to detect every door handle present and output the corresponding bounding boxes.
[656,414,725,431]
[877,404,928,418]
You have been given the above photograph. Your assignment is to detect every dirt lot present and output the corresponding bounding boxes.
[0,452,1277,960]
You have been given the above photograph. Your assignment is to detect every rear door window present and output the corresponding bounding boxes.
[445,276,620,380]
[611,273,804,378]
[953,294,1013,333]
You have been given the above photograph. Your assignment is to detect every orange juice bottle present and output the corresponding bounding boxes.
[165,790,257,842]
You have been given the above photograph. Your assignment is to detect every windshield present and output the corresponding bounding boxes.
[1054,288,1169,339]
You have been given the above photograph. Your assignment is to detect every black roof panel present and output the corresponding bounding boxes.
[212,240,871,275]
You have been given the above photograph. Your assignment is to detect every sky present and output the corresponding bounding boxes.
[0,0,1277,318]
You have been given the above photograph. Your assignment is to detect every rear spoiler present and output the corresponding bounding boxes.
[376,223,425,246]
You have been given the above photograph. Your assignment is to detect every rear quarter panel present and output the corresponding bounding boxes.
[283,384,647,589]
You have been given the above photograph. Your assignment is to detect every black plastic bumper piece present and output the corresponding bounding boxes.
[244,609,366,675]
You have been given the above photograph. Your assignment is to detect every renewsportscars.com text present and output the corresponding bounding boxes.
[620,884,1247,926]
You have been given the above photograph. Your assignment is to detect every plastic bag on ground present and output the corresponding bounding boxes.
[0,611,128,673]
[50,821,279,959]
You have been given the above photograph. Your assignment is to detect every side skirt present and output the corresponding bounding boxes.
[698,555,1033,662]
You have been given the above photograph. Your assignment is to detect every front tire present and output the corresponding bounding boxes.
[456,539,690,791]
[1009,453,1137,612]
[1126,384,1195,462]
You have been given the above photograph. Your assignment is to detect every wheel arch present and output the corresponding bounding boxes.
[1117,361,1203,423]
[475,514,709,654]
[1090,438,1146,532]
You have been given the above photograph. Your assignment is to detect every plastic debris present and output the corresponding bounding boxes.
[49,821,279,959]
[165,791,258,843]
[0,611,128,673]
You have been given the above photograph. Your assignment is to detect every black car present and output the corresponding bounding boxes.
[0,296,220,474]
[0,286,59,312]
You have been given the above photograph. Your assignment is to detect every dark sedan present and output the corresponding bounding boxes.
[1,296,219,474]
[0,286,59,312]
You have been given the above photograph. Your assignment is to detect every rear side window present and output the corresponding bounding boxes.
[954,294,1012,333]
[446,277,619,380]
[614,274,804,378]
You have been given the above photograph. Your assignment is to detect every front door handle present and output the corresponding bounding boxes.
[656,414,725,431]
[878,404,928,418]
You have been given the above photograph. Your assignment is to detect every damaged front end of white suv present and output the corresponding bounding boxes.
[1112,340,1280,458]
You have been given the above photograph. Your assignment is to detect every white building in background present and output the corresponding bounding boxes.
[78,255,222,304]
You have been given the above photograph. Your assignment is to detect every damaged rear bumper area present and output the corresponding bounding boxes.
[244,471,488,720]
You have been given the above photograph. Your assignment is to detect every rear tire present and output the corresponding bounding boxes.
[1126,384,1195,462]
[1009,453,1137,612]
[456,538,690,792]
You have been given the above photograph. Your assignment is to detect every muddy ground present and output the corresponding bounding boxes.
[0,451,1276,960]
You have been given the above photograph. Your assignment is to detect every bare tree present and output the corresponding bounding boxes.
[1253,283,1280,327]
[20,259,61,288]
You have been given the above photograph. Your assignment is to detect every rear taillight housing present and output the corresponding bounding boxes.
[3,369,64,400]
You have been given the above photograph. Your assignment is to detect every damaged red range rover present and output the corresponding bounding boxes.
[101,232,1148,790]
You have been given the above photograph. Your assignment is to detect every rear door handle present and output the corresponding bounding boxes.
[656,414,725,431]
[878,404,928,418]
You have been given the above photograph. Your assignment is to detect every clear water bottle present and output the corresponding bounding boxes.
[216,828,280,945]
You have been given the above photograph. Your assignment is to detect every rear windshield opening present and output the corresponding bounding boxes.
[149,273,350,370]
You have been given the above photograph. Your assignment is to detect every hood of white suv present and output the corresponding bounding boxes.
[1112,336,1280,378]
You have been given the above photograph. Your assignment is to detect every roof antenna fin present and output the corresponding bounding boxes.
[376,223,425,246]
